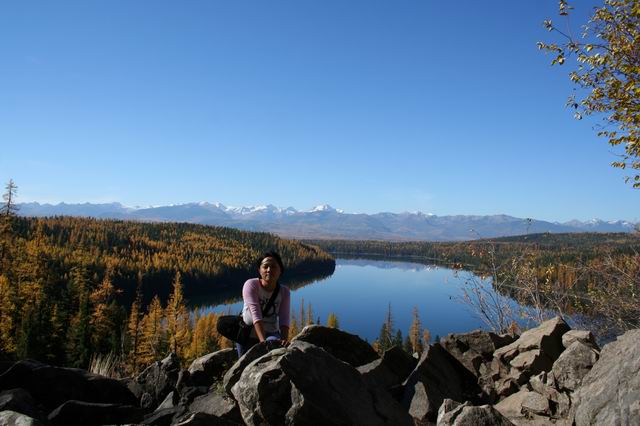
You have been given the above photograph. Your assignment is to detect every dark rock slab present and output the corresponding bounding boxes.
[188,348,236,387]
[223,342,272,396]
[0,359,137,412]
[175,412,242,426]
[358,346,417,391]
[291,325,379,367]
[0,410,44,426]
[232,340,412,425]
[188,392,241,422]
[572,329,640,425]
[401,342,482,424]
[143,406,185,426]
[135,353,180,409]
[0,388,43,421]
[441,330,514,377]
[47,400,143,426]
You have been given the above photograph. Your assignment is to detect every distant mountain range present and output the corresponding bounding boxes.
[16,202,637,242]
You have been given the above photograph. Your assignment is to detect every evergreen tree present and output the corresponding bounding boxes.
[408,307,424,355]
[326,312,339,329]
[139,295,166,365]
[67,267,92,368]
[165,271,190,359]
[0,275,17,355]
[127,273,144,373]
[90,273,122,354]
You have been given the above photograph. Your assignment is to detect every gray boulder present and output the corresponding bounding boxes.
[188,348,236,387]
[231,340,412,425]
[437,399,513,425]
[402,343,482,424]
[358,345,417,393]
[135,353,181,409]
[572,329,640,425]
[0,389,43,421]
[188,392,242,423]
[492,317,571,392]
[47,400,143,426]
[291,325,379,367]
[0,410,44,426]
[551,340,599,392]
[223,342,272,395]
[561,330,598,350]
[495,389,549,420]
[175,412,242,426]
[0,359,137,412]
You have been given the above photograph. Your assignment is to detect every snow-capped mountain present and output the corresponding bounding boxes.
[16,202,637,241]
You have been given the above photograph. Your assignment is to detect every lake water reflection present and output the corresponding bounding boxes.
[199,258,500,342]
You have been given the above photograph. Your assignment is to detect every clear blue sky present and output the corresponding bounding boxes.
[1,0,638,222]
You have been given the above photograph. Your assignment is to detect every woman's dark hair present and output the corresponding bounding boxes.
[259,251,285,275]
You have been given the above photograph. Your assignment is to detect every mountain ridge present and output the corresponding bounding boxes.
[16,201,637,242]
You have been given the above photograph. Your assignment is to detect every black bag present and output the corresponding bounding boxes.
[216,283,280,346]
[216,314,253,345]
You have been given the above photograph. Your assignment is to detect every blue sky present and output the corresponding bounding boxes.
[1,0,638,222]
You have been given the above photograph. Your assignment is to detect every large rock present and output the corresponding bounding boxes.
[135,353,181,408]
[551,340,599,392]
[188,392,242,423]
[0,410,44,426]
[0,359,137,412]
[223,342,272,395]
[572,329,640,425]
[492,317,571,393]
[561,330,598,350]
[358,346,417,393]
[47,400,144,426]
[175,412,242,426]
[441,330,514,377]
[291,325,379,367]
[188,348,236,387]
[231,340,412,425]
[0,389,43,421]
[494,317,570,365]
[402,343,482,424]
[495,389,549,420]
[437,399,513,425]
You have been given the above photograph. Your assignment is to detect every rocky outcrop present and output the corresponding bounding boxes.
[1,317,636,426]
[402,342,482,424]
[291,325,379,367]
[135,353,181,409]
[188,349,236,388]
[47,400,144,426]
[231,340,411,425]
[0,410,44,426]
[0,359,137,411]
[571,329,640,425]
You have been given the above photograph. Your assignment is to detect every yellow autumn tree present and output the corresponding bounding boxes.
[139,295,165,366]
[327,312,339,329]
[165,271,190,360]
[127,275,144,373]
[408,307,424,355]
[288,312,300,339]
[89,273,122,354]
[0,275,16,355]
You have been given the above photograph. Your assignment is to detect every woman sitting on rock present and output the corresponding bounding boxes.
[237,251,291,356]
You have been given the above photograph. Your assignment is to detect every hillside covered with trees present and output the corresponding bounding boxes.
[0,210,334,369]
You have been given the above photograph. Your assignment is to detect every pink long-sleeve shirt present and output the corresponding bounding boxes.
[241,278,291,335]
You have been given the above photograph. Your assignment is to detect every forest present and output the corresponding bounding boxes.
[0,214,334,371]
[309,234,640,337]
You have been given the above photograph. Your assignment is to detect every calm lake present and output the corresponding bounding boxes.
[196,257,518,342]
